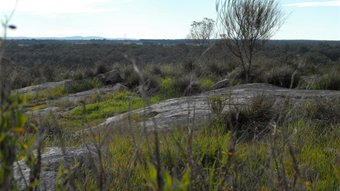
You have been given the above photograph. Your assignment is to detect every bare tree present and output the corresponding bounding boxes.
[188,18,215,46]
[216,0,284,82]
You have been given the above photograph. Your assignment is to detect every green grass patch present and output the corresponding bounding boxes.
[26,85,67,104]
[64,79,103,94]
[64,91,163,129]
[200,77,215,91]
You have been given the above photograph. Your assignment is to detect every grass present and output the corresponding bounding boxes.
[10,74,340,190]
[308,72,340,90]
[200,77,215,91]
[63,119,340,190]
[26,85,67,105]
[62,91,163,130]
[7,64,340,190]
[64,79,103,94]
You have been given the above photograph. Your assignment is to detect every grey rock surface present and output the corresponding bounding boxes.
[102,69,125,85]
[13,147,93,191]
[87,83,340,133]
[28,106,60,116]
[15,80,71,95]
[213,79,230,89]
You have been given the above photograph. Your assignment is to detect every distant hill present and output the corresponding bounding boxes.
[6,37,340,46]
[8,36,137,41]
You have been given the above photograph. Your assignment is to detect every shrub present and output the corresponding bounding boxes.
[200,78,214,91]
[150,65,163,76]
[95,64,110,75]
[73,70,85,80]
[264,65,300,88]
[65,79,103,94]
[310,72,340,90]
[206,61,230,77]
[182,60,195,73]
[125,71,140,89]
[224,95,276,141]
[144,76,160,95]
[299,98,340,126]
[173,76,202,96]
[0,95,27,190]
[39,116,63,141]
[84,68,96,79]
[159,77,177,97]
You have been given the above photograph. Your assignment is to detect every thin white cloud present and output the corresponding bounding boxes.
[286,0,340,7]
[0,0,114,16]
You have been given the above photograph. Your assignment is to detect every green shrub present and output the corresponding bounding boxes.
[182,60,195,73]
[0,95,27,190]
[224,95,276,141]
[27,85,67,104]
[200,78,214,91]
[150,65,163,76]
[299,98,340,126]
[309,72,340,90]
[206,62,230,76]
[125,71,140,88]
[65,79,103,94]
[95,64,110,75]
[160,77,177,97]
[264,65,300,88]
[173,76,202,96]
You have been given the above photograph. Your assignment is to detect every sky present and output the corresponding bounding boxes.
[0,0,339,40]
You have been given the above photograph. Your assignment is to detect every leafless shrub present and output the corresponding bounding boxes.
[188,18,215,46]
[216,0,285,82]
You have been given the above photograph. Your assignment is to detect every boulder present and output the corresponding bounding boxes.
[13,147,94,191]
[213,79,229,89]
[112,83,128,92]
[103,70,125,85]
[15,80,71,95]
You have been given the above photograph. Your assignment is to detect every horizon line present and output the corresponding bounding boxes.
[6,36,340,42]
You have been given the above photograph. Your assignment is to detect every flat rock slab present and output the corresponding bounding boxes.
[87,83,340,133]
[53,85,123,104]
[31,84,128,116]
[15,80,71,95]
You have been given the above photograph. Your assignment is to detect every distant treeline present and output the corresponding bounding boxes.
[4,39,340,68]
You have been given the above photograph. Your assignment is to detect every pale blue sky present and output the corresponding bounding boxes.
[0,0,339,40]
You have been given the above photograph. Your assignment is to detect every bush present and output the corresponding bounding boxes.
[173,76,202,96]
[125,71,140,89]
[200,78,214,91]
[95,64,110,75]
[84,68,96,79]
[224,95,276,141]
[73,70,85,80]
[264,65,300,88]
[206,61,230,76]
[310,72,340,90]
[150,65,163,76]
[64,79,103,94]
[160,77,176,97]
[299,98,340,126]
[182,60,195,73]
[144,76,160,95]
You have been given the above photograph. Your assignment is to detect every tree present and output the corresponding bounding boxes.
[216,0,284,82]
[188,18,215,46]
